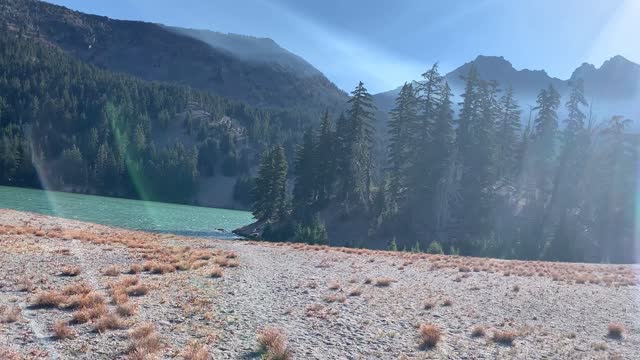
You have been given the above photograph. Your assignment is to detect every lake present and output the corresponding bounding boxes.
[0,186,254,239]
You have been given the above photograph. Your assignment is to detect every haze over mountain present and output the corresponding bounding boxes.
[0,0,347,114]
[374,55,640,126]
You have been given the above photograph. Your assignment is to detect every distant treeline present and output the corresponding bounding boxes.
[252,65,637,264]
[0,33,314,203]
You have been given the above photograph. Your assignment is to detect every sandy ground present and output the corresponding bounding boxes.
[0,208,639,359]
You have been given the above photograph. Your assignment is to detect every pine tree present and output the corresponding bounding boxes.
[292,129,317,223]
[339,81,377,210]
[252,145,289,222]
[315,111,336,205]
[495,86,521,181]
[387,82,418,208]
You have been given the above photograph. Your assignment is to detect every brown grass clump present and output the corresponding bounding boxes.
[61,282,92,296]
[0,306,21,323]
[607,323,624,339]
[117,302,138,317]
[348,288,362,296]
[492,330,517,345]
[150,263,175,275]
[102,265,120,277]
[52,320,76,340]
[129,264,144,274]
[257,327,291,360]
[375,277,393,287]
[60,265,81,277]
[125,284,149,297]
[424,300,436,310]
[328,281,341,290]
[32,290,66,308]
[94,313,128,333]
[17,278,34,292]
[128,323,162,356]
[209,267,223,278]
[181,342,210,360]
[418,323,441,349]
[324,293,347,303]
[471,325,486,338]
[442,299,453,307]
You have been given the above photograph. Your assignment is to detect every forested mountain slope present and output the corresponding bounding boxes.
[0,0,348,114]
[0,32,311,207]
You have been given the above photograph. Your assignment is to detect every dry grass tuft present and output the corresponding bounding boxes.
[32,290,66,308]
[442,299,453,307]
[0,306,21,323]
[181,342,210,360]
[60,265,82,277]
[328,281,341,290]
[375,277,393,287]
[607,323,624,339]
[324,293,347,303]
[418,323,441,349]
[125,284,149,297]
[94,313,128,333]
[150,262,175,275]
[52,320,76,340]
[492,330,517,345]
[102,265,120,277]
[128,323,162,356]
[117,302,138,317]
[129,264,144,274]
[471,325,486,338]
[0,347,20,360]
[209,267,223,278]
[424,300,436,310]
[348,288,362,296]
[17,278,34,292]
[257,327,291,360]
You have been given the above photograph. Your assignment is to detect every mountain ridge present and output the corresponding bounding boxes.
[374,55,640,123]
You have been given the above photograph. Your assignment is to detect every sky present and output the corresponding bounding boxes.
[48,0,640,93]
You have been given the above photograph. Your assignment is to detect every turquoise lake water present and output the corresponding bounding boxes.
[0,186,254,239]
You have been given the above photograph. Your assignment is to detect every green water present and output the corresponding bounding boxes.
[0,186,254,239]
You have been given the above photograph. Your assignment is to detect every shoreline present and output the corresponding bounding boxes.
[0,208,639,359]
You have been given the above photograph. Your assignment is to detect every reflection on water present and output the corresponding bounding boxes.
[0,186,254,240]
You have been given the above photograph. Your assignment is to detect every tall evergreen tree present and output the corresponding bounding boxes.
[292,129,318,223]
[252,145,288,222]
[338,81,377,211]
[315,111,337,205]
[495,86,522,181]
[387,82,418,208]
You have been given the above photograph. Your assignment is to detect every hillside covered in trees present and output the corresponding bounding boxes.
[247,64,638,264]
[0,32,311,205]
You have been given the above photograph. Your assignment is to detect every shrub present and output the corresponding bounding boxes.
[0,306,21,323]
[257,327,291,360]
[209,267,223,278]
[125,284,149,297]
[375,277,393,287]
[426,241,444,255]
[348,288,362,296]
[424,300,436,310]
[94,313,127,333]
[471,325,485,338]
[607,323,624,339]
[419,324,441,349]
[294,217,327,245]
[128,323,162,356]
[52,320,76,340]
[492,330,517,345]
[129,264,143,274]
[117,303,137,317]
[32,291,66,308]
[102,265,120,277]
[60,265,81,277]
[442,299,453,307]
[181,343,210,360]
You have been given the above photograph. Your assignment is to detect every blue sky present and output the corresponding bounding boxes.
[48,0,639,93]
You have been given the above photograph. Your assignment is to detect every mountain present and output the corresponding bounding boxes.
[0,0,347,114]
[374,55,640,125]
